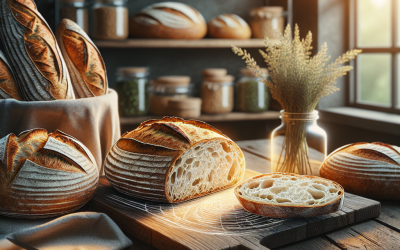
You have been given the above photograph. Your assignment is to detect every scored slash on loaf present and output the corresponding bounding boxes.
[104,117,246,203]
[0,129,98,218]
[0,50,22,100]
[56,19,108,98]
[320,142,400,200]
[0,0,74,101]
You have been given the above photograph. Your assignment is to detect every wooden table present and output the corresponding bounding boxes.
[90,139,400,250]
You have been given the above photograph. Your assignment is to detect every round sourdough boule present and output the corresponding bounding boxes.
[104,116,246,203]
[130,2,207,39]
[208,14,251,39]
[0,129,98,219]
[320,142,400,200]
[234,173,344,218]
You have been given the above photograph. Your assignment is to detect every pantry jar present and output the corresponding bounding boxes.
[116,67,149,117]
[92,0,129,40]
[60,0,89,33]
[201,75,235,114]
[236,68,270,112]
[249,6,284,39]
[149,76,193,116]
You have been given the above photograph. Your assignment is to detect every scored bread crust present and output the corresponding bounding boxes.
[0,129,98,218]
[0,0,74,101]
[56,19,108,98]
[104,117,246,203]
[0,50,22,100]
[234,173,344,218]
[129,2,207,39]
[207,14,251,39]
[320,142,400,200]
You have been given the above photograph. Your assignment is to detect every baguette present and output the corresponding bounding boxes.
[235,173,344,218]
[56,19,108,98]
[0,0,74,100]
[0,129,98,218]
[0,50,22,100]
[320,142,400,200]
[104,117,246,203]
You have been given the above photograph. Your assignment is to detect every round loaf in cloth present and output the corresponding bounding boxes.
[130,2,207,39]
[320,142,400,200]
[0,89,121,175]
[0,129,98,218]
[105,117,246,203]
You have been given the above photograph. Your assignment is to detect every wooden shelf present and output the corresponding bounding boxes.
[120,111,280,125]
[94,38,277,49]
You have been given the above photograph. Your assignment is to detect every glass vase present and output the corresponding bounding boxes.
[271,110,327,176]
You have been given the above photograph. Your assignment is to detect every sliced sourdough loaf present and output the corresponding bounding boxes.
[320,142,400,200]
[104,117,246,203]
[0,129,98,218]
[235,173,344,218]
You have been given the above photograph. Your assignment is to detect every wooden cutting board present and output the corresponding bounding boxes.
[86,170,381,250]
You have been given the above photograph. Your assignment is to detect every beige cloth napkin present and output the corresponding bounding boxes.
[0,212,132,250]
[0,89,121,175]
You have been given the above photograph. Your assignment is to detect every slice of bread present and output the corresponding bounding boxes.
[234,173,344,218]
[104,117,246,203]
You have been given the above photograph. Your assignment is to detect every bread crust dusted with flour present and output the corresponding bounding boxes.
[104,117,246,203]
[320,142,400,200]
[0,129,98,218]
[235,173,344,218]
[129,2,207,39]
[208,14,251,39]
[56,19,108,98]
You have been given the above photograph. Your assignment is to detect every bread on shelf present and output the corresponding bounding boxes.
[0,0,74,100]
[208,14,251,39]
[0,50,22,100]
[320,142,400,200]
[104,117,246,203]
[130,2,207,39]
[235,173,344,218]
[0,129,98,218]
[57,19,108,98]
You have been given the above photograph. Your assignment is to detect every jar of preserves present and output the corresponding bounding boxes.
[236,68,270,112]
[249,6,284,39]
[149,76,193,116]
[201,75,234,114]
[92,0,129,40]
[116,67,149,117]
[60,0,89,33]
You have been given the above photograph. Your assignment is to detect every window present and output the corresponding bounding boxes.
[350,0,400,114]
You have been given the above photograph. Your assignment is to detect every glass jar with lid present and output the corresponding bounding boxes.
[92,0,129,40]
[116,67,149,117]
[201,74,235,114]
[236,68,270,112]
[60,0,89,33]
[249,6,284,39]
[149,76,193,116]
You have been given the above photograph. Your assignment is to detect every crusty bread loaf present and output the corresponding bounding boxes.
[0,50,22,100]
[56,19,108,98]
[320,142,400,200]
[130,2,207,39]
[0,0,74,101]
[0,129,98,218]
[208,14,251,39]
[235,173,344,218]
[104,117,246,203]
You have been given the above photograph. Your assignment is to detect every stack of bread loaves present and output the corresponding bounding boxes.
[0,0,108,100]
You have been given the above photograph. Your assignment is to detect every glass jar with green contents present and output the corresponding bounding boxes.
[116,67,149,117]
[236,68,270,112]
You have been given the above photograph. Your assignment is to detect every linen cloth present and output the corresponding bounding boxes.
[0,212,133,250]
[0,89,121,175]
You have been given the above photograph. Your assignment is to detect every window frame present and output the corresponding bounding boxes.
[349,0,400,114]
